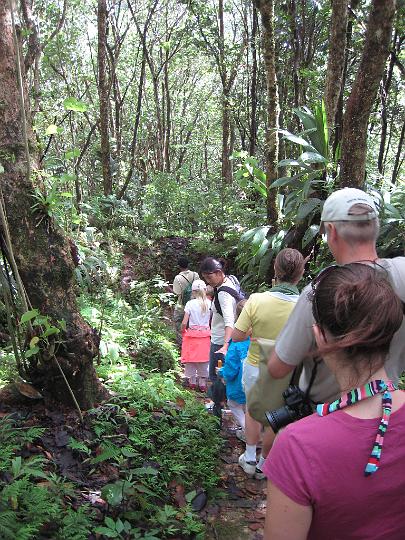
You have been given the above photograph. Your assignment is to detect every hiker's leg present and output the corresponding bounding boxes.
[240,362,261,466]
[261,426,276,458]
[228,399,245,429]
[196,362,209,391]
[208,342,222,382]
[184,363,197,387]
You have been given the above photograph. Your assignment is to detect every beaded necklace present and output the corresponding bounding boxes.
[317,379,398,476]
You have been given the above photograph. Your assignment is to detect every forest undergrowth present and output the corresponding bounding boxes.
[0,237,267,540]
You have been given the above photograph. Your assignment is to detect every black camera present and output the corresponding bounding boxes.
[265,385,313,433]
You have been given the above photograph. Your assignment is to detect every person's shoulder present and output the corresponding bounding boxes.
[221,276,238,289]
[277,413,325,448]
[380,256,405,273]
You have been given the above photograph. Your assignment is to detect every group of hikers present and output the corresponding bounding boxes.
[170,187,405,539]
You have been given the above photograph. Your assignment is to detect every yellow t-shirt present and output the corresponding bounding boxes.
[235,291,298,367]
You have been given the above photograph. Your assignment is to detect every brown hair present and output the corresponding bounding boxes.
[274,248,305,284]
[311,264,403,374]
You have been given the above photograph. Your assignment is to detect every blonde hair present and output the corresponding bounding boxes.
[193,288,209,314]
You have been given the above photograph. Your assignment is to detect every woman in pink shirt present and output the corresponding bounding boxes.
[263,263,405,540]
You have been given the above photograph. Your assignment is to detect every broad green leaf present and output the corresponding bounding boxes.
[105,517,116,530]
[302,224,320,248]
[279,129,312,148]
[185,490,197,503]
[253,179,267,198]
[240,228,259,243]
[20,309,39,324]
[384,203,402,219]
[94,527,118,538]
[270,173,306,189]
[252,227,268,247]
[25,345,39,358]
[63,97,88,112]
[43,326,60,337]
[300,151,328,164]
[60,192,73,197]
[30,336,40,348]
[45,124,58,136]
[256,238,270,258]
[277,159,302,167]
[115,519,124,534]
[296,198,321,220]
[253,167,266,183]
[101,483,124,506]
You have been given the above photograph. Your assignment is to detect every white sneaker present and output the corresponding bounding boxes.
[238,452,256,475]
[235,428,246,442]
[254,466,265,480]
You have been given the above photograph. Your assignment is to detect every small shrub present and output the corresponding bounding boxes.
[134,337,179,373]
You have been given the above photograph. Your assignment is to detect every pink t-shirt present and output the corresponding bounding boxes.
[264,402,405,540]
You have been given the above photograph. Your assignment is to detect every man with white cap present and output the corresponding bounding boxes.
[268,187,405,404]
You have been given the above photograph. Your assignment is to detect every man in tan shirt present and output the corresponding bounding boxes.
[172,257,199,345]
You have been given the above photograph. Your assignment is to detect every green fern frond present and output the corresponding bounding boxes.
[90,443,121,464]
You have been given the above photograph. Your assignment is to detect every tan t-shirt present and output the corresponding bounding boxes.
[173,270,199,311]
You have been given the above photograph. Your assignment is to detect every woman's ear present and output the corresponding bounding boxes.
[312,323,327,348]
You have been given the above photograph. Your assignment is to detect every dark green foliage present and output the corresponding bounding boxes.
[0,419,94,539]
[134,337,178,373]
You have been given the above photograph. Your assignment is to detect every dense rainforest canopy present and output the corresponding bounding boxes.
[0,0,404,538]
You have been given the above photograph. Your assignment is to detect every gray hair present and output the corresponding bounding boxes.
[325,203,380,244]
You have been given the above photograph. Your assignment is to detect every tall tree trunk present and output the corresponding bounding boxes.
[97,0,113,195]
[255,0,279,225]
[391,119,405,184]
[221,91,232,183]
[120,0,158,199]
[249,5,258,156]
[289,0,301,111]
[0,1,105,409]
[218,0,232,183]
[324,0,349,130]
[377,30,397,174]
[339,0,396,188]
[163,49,171,173]
[332,0,360,160]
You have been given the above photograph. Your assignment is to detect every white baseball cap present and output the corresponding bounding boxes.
[192,279,207,291]
[320,188,377,231]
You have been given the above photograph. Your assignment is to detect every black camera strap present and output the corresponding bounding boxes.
[304,359,321,402]
[289,358,321,400]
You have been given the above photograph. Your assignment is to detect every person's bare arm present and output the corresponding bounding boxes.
[231,327,249,342]
[215,326,233,355]
[264,481,312,540]
[268,349,295,379]
[181,312,190,333]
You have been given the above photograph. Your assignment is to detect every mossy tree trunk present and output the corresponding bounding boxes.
[0,2,106,409]
[255,0,279,226]
[324,0,349,131]
[339,0,396,188]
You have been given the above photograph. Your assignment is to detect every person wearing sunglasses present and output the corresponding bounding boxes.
[263,264,405,540]
[268,188,405,406]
